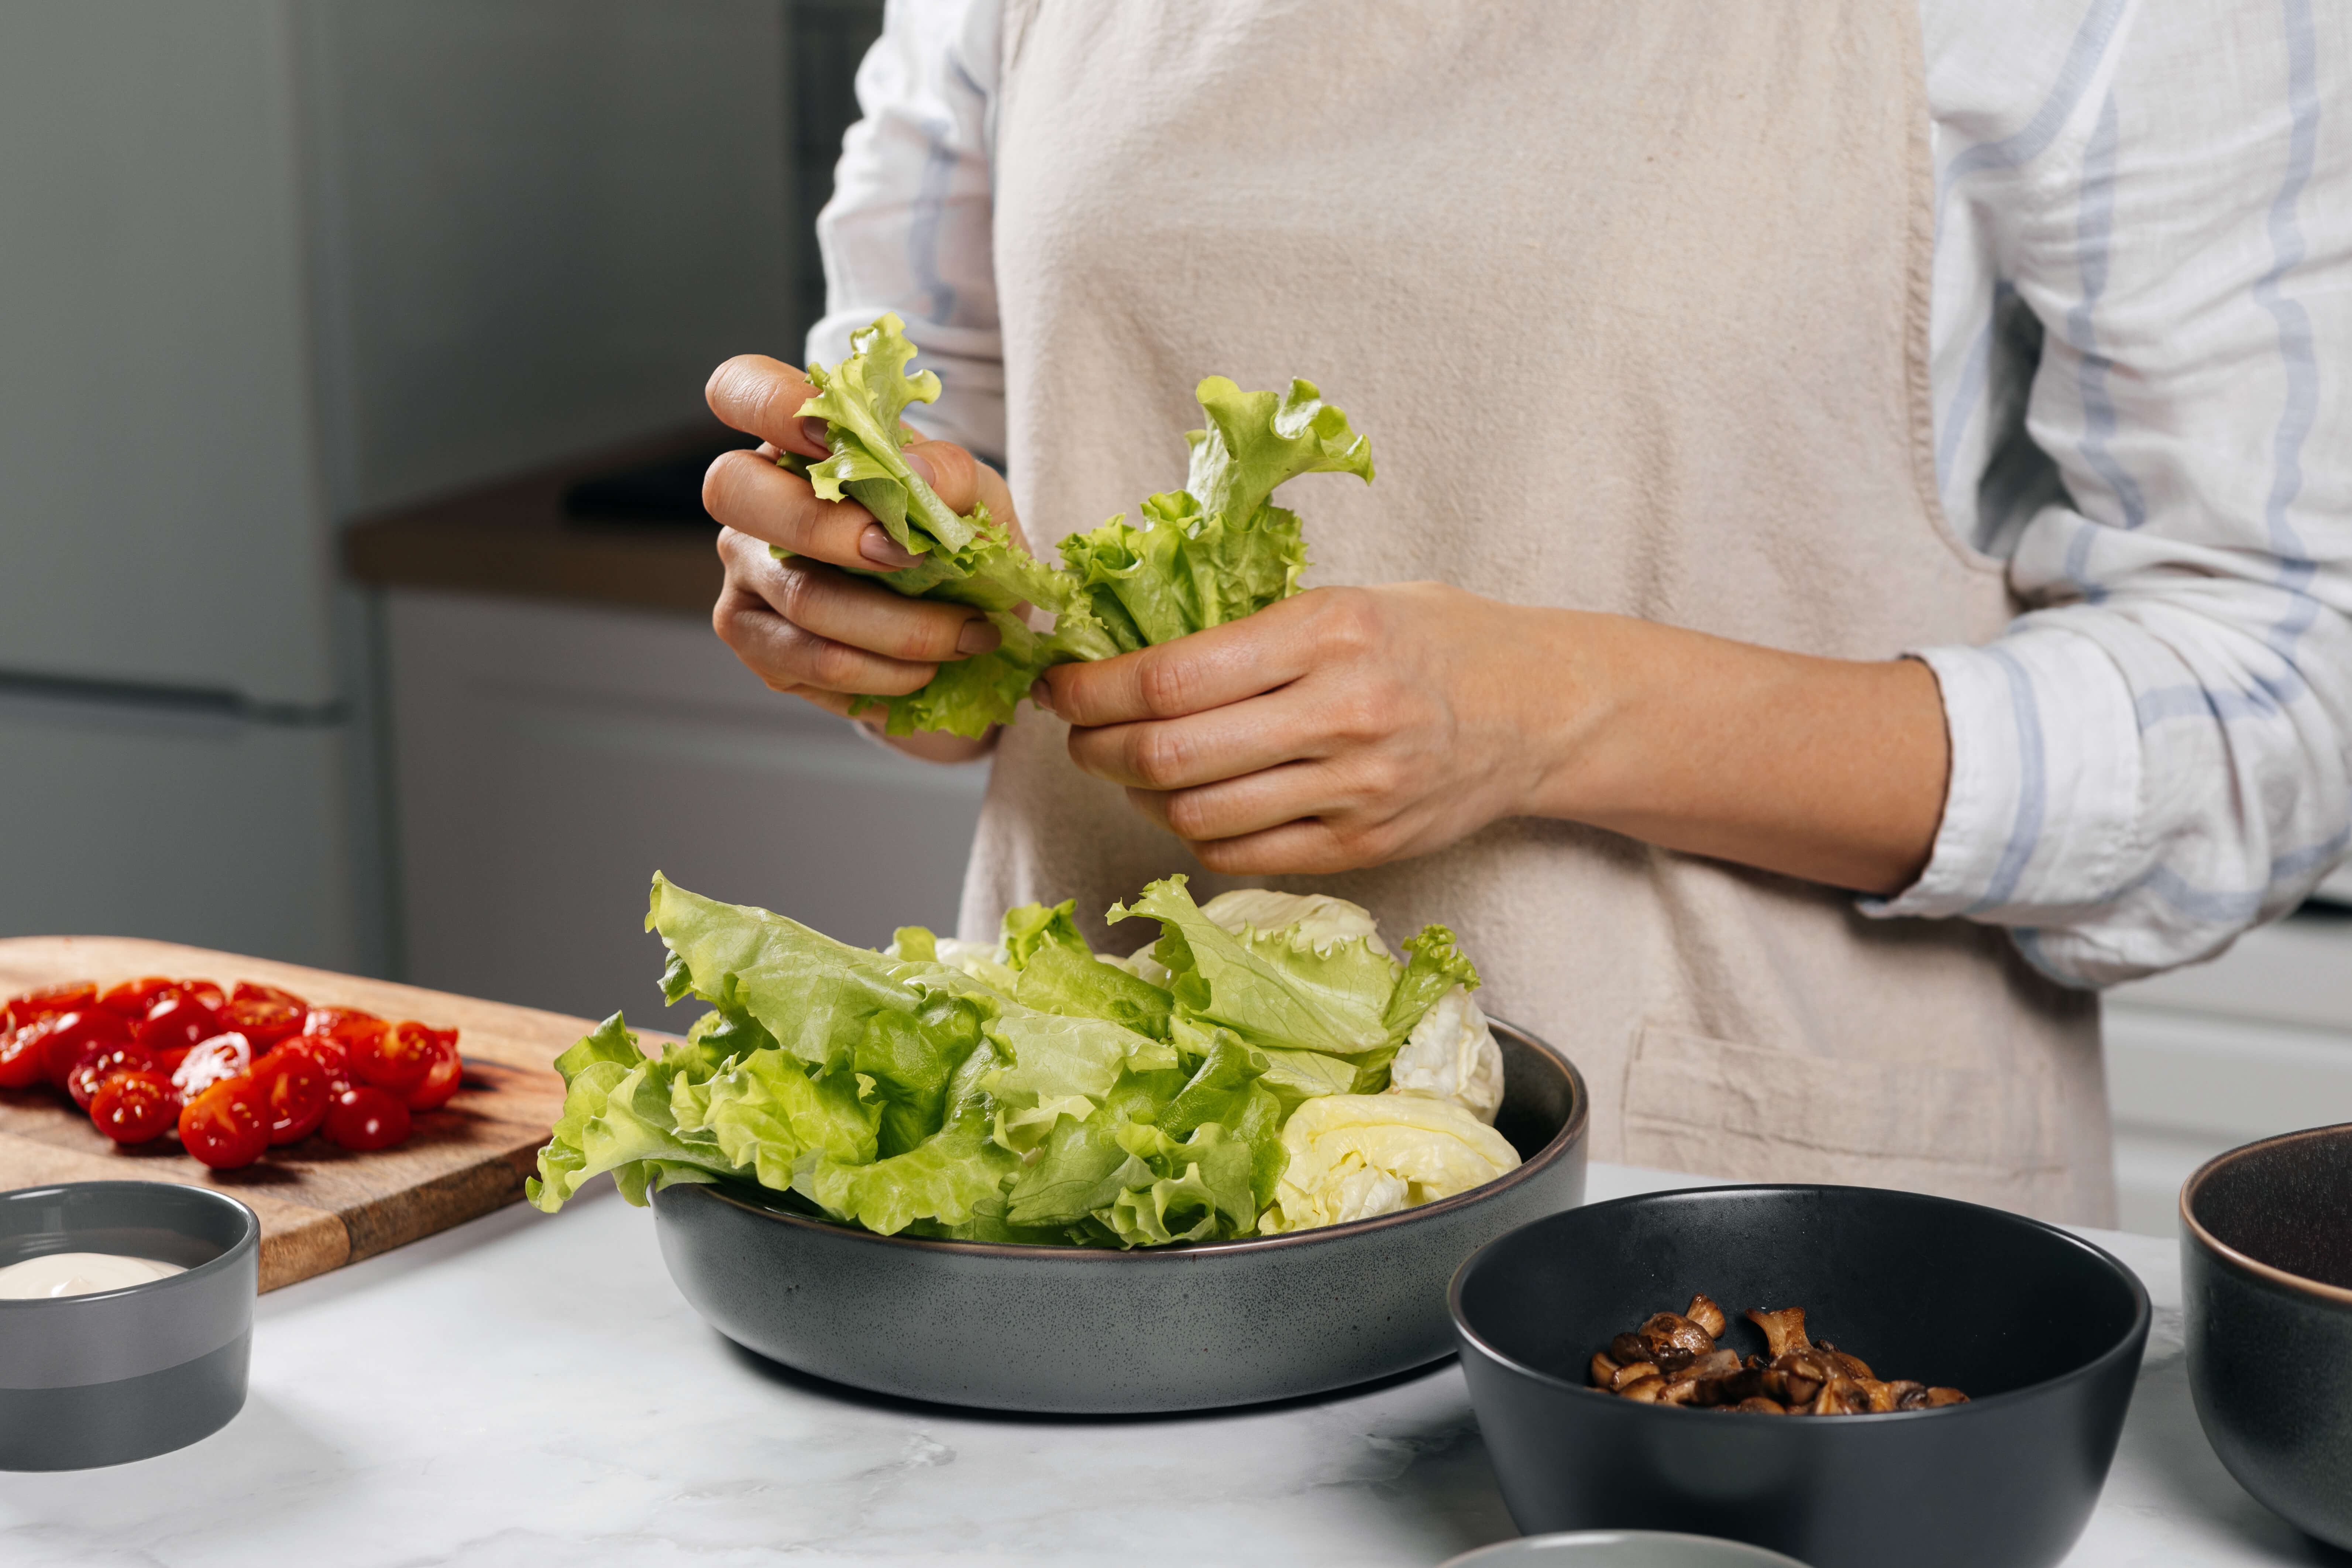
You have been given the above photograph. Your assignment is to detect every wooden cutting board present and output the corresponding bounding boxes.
[0,936,624,1291]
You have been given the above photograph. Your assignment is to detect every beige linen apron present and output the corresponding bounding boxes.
[966,0,2113,1224]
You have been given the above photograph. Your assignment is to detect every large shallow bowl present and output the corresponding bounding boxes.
[651,1019,1586,1412]
[1451,1185,2149,1568]
[2181,1121,2352,1550]
[1441,1531,1806,1566]
[1,1181,259,1471]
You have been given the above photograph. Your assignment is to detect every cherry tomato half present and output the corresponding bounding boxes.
[179,1075,269,1170]
[136,993,226,1059]
[274,1032,349,1077]
[233,980,310,1012]
[67,1041,158,1109]
[0,1025,48,1090]
[221,994,303,1050]
[402,1026,463,1111]
[179,979,227,1010]
[7,981,97,1031]
[171,1032,252,1100]
[251,1049,331,1145]
[37,1009,132,1088]
[304,1007,385,1048]
[350,1019,440,1098]
[96,976,177,1019]
[90,1069,179,1145]
[324,1084,410,1152]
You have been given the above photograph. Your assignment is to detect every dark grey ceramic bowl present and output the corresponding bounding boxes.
[2181,1121,2352,1550]
[652,1020,1586,1412]
[0,1181,259,1471]
[1441,1531,1808,1566]
[1452,1185,2150,1568]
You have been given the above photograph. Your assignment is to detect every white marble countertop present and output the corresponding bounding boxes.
[4,1163,2342,1567]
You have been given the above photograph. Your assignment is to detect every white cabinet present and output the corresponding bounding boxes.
[384,590,985,1021]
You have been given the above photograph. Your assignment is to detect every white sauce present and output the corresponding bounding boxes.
[0,1252,186,1300]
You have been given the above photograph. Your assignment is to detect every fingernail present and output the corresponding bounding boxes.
[860,525,918,569]
[904,449,936,487]
[800,417,830,452]
[957,620,1001,656]
[1029,679,1056,716]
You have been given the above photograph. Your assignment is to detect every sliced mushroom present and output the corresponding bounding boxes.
[1657,1378,1702,1406]
[1809,1376,1871,1416]
[1617,1376,1666,1403]
[1610,1361,1662,1394]
[1871,1379,1924,1413]
[1745,1306,1811,1360]
[1610,1332,1650,1365]
[1590,1350,1622,1388]
[1637,1311,1717,1361]
[1922,1387,1970,1408]
[1818,1343,1876,1382]
[1685,1293,1728,1339]
[1731,1396,1788,1415]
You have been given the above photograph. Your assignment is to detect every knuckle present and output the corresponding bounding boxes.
[1129,726,1191,788]
[1315,588,1383,657]
[1161,790,1214,840]
[807,636,866,691]
[1135,655,1197,718]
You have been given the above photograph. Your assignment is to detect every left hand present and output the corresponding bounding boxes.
[1040,584,1581,876]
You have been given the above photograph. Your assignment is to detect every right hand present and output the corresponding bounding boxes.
[702,354,1021,758]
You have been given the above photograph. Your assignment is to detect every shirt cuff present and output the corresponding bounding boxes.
[1861,629,2143,926]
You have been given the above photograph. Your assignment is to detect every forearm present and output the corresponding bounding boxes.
[1526,612,1949,896]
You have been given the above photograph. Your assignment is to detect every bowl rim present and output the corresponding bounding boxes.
[0,1180,259,1311]
[1441,1530,1810,1567]
[2179,1121,2352,1307]
[666,1016,1588,1260]
[1447,1181,2153,1421]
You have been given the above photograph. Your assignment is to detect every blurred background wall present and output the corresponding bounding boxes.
[0,0,2346,1237]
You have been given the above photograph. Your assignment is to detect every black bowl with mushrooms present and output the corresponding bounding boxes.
[1450,1185,2149,1568]
[2181,1122,2352,1551]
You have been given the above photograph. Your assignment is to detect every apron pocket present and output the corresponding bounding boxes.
[1621,1024,2062,1173]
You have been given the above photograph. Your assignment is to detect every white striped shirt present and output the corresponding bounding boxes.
[810,0,2352,988]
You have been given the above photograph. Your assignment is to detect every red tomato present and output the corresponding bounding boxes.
[179,1076,269,1170]
[251,1050,332,1145]
[349,1020,437,1098]
[67,1041,158,1109]
[402,1027,464,1111]
[89,1069,179,1144]
[324,1085,410,1151]
[37,1009,132,1088]
[233,980,310,1011]
[0,1025,48,1089]
[170,1032,252,1101]
[178,979,226,1010]
[95,976,176,1019]
[305,1007,385,1046]
[7,981,97,1031]
[221,995,303,1050]
[275,1032,348,1075]
[136,993,226,1059]
[152,1044,193,1076]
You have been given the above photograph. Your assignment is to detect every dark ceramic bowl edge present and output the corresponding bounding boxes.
[1448,1183,2153,1422]
[0,1183,260,1315]
[2178,1123,2352,1309]
[695,1017,1588,1262]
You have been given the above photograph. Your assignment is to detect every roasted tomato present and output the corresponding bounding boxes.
[401,1025,464,1111]
[251,1049,332,1145]
[95,976,177,1019]
[170,1032,253,1101]
[179,1075,269,1170]
[7,981,97,1030]
[89,1069,179,1145]
[136,993,227,1059]
[67,1041,158,1110]
[221,994,304,1051]
[324,1084,411,1151]
[349,1020,439,1098]
[38,1009,132,1088]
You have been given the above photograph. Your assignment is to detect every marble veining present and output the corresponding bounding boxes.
[0,1165,2340,1566]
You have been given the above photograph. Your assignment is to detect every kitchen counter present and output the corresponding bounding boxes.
[4,1164,2336,1567]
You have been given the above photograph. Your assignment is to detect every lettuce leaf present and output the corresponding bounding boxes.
[526,1014,751,1211]
[790,317,1373,736]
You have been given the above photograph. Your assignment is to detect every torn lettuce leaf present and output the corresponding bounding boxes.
[527,870,1502,1249]
[789,316,1373,737]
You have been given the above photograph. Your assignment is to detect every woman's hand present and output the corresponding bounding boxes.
[702,354,1019,763]
[1039,582,1952,894]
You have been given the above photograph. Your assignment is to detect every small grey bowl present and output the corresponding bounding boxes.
[2180,1121,2352,1550]
[0,1181,259,1471]
[1443,1532,1809,1567]
[651,1020,1588,1413]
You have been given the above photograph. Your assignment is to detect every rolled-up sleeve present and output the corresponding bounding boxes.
[807,0,1004,461]
[1870,0,2352,987]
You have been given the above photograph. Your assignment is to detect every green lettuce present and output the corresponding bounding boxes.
[526,1014,752,1211]
[790,316,1373,736]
